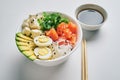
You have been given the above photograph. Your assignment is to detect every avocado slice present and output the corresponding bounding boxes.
[15,32,37,61]
[18,46,30,51]
[29,54,37,61]
[16,37,28,42]
[22,50,34,57]
[16,41,28,46]
[16,41,35,46]
[16,40,36,51]
[16,32,32,41]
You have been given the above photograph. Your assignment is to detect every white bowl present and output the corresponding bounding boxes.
[16,11,82,66]
[75,4,107,31]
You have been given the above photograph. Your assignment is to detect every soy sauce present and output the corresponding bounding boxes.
[77,9,104,25]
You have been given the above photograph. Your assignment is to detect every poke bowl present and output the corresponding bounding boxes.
[15,11,82,66]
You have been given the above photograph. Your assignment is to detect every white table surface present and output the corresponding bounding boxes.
[0,0,120,80]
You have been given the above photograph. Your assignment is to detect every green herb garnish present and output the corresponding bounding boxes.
[37,12,69,31]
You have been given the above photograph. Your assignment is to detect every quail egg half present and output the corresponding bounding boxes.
[34,47,52,60]
[34,35,52,47]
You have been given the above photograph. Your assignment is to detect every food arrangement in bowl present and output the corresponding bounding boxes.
[15,11,82,66]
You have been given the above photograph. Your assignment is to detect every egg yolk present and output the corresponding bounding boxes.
[38,36,49,43]
[38,48,48,56]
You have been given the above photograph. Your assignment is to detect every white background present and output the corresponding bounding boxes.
[0,0,120,80]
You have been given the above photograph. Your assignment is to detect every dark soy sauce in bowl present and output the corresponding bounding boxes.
[77,9,104,25]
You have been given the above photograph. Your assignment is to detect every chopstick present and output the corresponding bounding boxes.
[81,39,85,80]
[84,39,88,80]
[81,39,88,80]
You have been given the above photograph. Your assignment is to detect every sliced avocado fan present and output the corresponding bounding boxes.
[15,32,37,61]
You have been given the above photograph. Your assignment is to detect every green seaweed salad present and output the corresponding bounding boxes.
[37,12,69,31]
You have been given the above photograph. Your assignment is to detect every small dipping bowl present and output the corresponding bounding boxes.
[75,4,107,31]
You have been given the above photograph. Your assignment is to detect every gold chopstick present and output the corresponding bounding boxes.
[81,39,88,80]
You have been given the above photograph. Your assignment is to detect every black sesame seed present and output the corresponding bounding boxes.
[54,52,56,55]
[64,52,66,55]
[37,55,39,58]
[27,42,30,44]
[31,19,34,23]
[32,19,34,22]
[24,34,26,36]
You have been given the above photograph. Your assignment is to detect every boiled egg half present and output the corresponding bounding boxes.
[34,47,52,60]
[34,35,52,47]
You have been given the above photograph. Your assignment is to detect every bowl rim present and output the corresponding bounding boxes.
[15,11,83,62]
